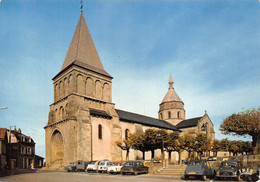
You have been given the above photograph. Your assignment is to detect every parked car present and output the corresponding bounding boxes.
[65,162,77,172]
[107,162,123,174]
[120,161,149,175]
[75,161,91,172]
[98,161,114,173]
[86,161,101,172]
[216,160,241,181]
[184,159,215,181]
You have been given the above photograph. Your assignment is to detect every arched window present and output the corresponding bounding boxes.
[177,111,180,118]
[98,124,102,139]
[168,111,171,119]
[125,129,129,140]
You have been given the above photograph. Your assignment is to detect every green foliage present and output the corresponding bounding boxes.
[220,106,260,154]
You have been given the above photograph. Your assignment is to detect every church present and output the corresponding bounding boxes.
[44,12,215,168]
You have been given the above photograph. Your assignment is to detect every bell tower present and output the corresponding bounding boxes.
[158,74,185,126]
[44,12,120,168]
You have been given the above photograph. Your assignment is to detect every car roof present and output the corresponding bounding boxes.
[222,160,239,163]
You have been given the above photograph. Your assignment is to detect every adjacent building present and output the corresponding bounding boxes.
[44,12,215,169]
[0,128,7,175]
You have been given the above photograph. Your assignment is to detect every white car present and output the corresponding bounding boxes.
[107,162,123,174]
[98,161,114,173]
[86,161,101,172]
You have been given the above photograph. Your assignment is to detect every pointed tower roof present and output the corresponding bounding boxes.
[161,74,183,104]
[56,13,111,79]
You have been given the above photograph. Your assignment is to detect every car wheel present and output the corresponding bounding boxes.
[184,175,189,180]
[66,169,70,172]
[201,175,207,181]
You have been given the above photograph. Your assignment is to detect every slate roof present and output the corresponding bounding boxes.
[176,116,203,129]
[62,12,104,72]
[115,109,180,131]
[54,13,112,80]
[0,128,7,140]
[90,108,112,119]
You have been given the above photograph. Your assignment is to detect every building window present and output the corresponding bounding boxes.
[125,129,129,140]
[98,124,102,139]
[27,148,32,155]
[168,111,171,119]
[177,111,180,118]
[160,113,163,120]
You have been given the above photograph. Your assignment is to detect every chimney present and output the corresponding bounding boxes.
[18,128,21,133]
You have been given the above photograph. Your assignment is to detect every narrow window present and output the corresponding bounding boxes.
[168,111,171,119]
[125,129,129,140]
[177,111,180,118]
[98,124,102,139]
[160,113,163,120]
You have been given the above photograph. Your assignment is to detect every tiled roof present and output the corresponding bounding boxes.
[90,108,112,119]
[0,128,7,140]
[115,109,180,131]
[176,117,202,129]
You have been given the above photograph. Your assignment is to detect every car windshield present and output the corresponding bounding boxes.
[90,161,96,164]
[124,162,136,166]
[221,162,237,168]
[100,162,105,165]
[189,161,202,166]
[107,162,114,166]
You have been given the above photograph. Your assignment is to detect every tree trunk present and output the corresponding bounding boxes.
[252,133,259,154]
[178,151,181,165]
[168,151,172,164]
[151,150,155,159]
[188,151,191,161]
[126,149,129,161]
[142,151,145,160]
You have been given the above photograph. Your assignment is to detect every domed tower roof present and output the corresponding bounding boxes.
[160,74,183,104]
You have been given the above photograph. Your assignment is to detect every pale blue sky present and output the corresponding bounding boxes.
[0,0,260,157]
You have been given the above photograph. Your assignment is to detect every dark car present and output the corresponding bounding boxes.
[65,162,77,172]
[184,159,215,181]
[216,160,241,181]
[75,161,91,172]
[120,161,149,175]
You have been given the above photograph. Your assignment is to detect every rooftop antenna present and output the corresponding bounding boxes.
[80,0,83,12]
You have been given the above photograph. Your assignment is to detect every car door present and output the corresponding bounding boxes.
[139,162,145,173]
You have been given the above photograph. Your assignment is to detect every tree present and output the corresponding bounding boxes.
[212,140,221,156]
[183,134,196,160]
[165,131,179,163]
[219,138,229,152]
[115,139,131,161]
[155,129,168,160]
[195,133,208,159]
[128,132,147,160]
[143,129,158,159]
[220,106,260,154]
[167,132,185,164]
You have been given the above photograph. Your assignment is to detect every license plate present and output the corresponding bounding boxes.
[188,172,196,174]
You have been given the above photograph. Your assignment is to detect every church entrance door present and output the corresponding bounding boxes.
[50,130,64,164]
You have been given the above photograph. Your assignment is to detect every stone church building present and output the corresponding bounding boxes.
[44,13,215,168]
